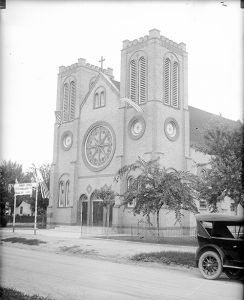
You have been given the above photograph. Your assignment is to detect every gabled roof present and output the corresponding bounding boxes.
[80,72,120,110]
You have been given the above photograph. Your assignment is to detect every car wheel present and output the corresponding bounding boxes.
[225,269,243,280]
[198,251,222,280]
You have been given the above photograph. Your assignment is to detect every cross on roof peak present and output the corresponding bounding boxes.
[99,56,105,70]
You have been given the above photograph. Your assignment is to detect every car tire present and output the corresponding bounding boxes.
[225,269,244,280]
[198,250,222,280]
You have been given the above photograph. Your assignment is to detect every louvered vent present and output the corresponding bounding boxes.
[164,58,171,105]
[130,60,136,102]
[139,57,146,104]
[172,62,179,108]
[63,83,69,121]
[70,81,76,120]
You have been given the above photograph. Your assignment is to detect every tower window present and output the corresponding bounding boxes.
[63,83,69,121]
[164,58,171,106]
[163,55,180,109]
[139,56,146,104]
[129,59,137,102]
[129,55,147,105]
[172,62,179,108]
[62,79,76,122]
[70,81,76,120]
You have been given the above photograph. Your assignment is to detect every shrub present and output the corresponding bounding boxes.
[0,215,8,227]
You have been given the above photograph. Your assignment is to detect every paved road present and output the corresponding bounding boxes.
[1,246,243,300]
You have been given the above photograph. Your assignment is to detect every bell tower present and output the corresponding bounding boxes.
[120,28,190,171]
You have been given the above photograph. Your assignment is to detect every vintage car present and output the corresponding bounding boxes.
[195,213,244,280]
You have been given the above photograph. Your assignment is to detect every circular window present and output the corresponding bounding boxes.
[83,122,116,172]
[61,131,73,150]
[128,116,146,140]
[164,118,179,141]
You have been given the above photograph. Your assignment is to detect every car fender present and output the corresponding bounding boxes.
[196,244,224,266]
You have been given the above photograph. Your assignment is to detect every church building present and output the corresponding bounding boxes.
[47,29,237,231]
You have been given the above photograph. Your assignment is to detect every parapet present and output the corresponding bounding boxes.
[59,58,114,79]
[122,28,187,52]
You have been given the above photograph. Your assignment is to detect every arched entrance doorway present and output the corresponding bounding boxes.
[77,194,88,225]
[90,192,114,227]
[91,193,104,226]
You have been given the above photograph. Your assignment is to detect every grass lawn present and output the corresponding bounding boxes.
[100,235,198,246]
[1,237,46,246]
[131,251,196,268]
[0,287,53,300]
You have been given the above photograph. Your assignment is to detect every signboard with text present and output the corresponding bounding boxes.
[14,183,37,196]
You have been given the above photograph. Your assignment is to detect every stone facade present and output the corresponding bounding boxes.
[47,29,239,230]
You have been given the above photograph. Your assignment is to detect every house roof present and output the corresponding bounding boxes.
[188,106,238,149]
[111,79,120,91]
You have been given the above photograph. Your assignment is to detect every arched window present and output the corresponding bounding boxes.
[139,56,146,104]
[100,91,105,107]
[65,180,70,206]
[164,58,171,105]
[129,59,137,102]
[172,62,179,108]
[94,93,99,108]
[63,83,69,121]
[58,174,71,207]
[163,55,180,109]
[58,181,65,207]
[63,79,76,122]
[70,81,76,120]
[94,88,106,109]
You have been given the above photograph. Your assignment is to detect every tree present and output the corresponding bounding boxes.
[0,160,32,219]
[92,185,116,227]
[114,157,198,241]
[196,121,244,213]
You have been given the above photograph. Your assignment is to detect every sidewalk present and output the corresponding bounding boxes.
[0,227,196,263]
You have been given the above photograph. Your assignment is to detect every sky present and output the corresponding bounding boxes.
[0,0,243,171]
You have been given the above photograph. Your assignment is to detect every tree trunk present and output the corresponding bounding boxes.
[156,210,160,243]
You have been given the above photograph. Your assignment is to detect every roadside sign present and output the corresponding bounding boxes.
[14,183,37,195]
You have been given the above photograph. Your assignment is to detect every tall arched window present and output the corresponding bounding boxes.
[94,93,99,108]
[58,174,71,207]
[129,60,137,102]
[93,87,106,109]
[65,180,70,206]
[63,83,69,121]
[164,58,171,105]
[139,56,146,104]
[100,91,105,107]
[163,56,179,109]
[62,79,76,122]
[172,62,179,108]
[58,181,65,207]
[70,81,76,120]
